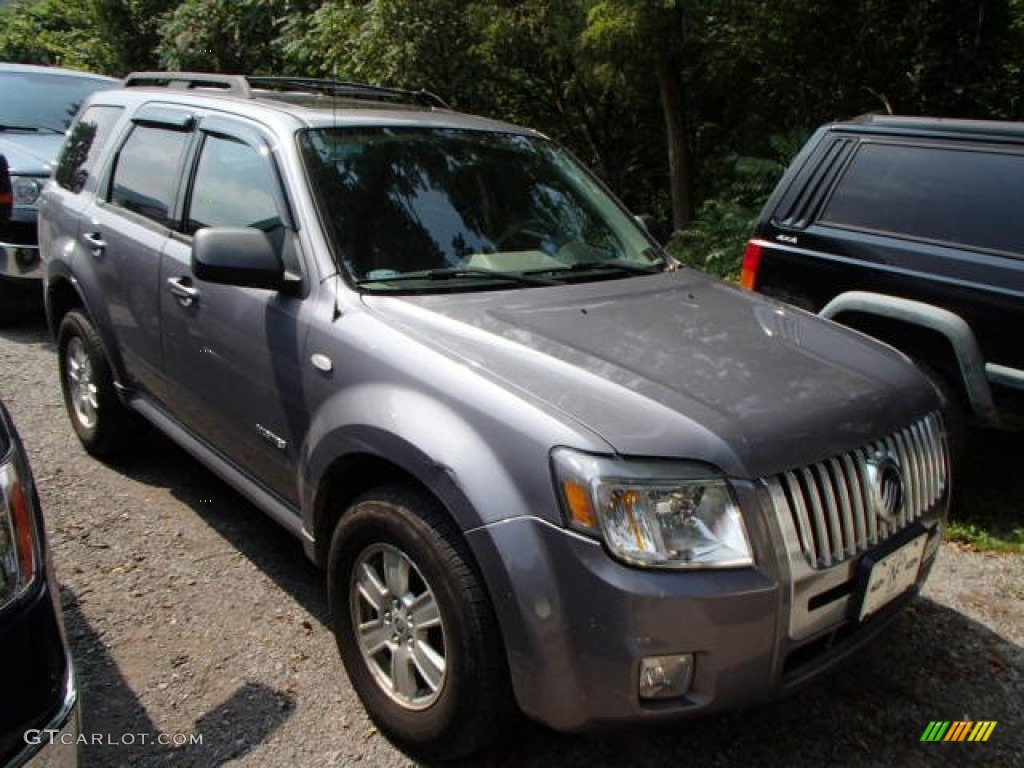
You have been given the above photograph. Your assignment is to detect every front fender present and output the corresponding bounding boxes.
[301,384,544,536]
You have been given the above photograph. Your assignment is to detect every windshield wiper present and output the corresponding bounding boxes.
[0,123,62,134]
[525,256,667,278]
[357,266,560,288]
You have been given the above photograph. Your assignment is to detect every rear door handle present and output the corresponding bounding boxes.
[166,276,199,307]
[82,231,106,256]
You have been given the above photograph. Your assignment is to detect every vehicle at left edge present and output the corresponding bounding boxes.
[0,63,118,324]
[0,400,81,768]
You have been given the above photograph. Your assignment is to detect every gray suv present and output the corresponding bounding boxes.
[38,73,950,762]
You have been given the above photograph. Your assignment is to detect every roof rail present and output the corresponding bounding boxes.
[124,72,252,96]
[246,77,448,108]
[123,72,448,109]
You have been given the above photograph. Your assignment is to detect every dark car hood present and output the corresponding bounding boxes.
[0,133,64,175]
[362,270,936,478]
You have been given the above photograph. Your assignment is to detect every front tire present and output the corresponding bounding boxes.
[57,309,132,457]
[328,487,513,763]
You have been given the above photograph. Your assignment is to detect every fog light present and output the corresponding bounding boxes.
[639,654,694,700]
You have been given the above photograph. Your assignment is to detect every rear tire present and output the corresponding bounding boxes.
[328,487,513,763]
[57,309,132,457]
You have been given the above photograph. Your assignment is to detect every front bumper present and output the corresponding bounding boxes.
[467,493,944,732]
[8,667,80,768]
[1,209,43,281]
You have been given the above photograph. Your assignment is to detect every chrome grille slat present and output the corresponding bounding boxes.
[840,453,867,551]
[892,432,915,523]
[800,466,832,568]
[814,463,844,562]
[909,423,932,506]
[783,470,816,563]
[768,413,948,570]
[828,457,855,558]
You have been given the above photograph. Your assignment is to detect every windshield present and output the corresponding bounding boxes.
[0,70,114,133]
[299,127,661,291]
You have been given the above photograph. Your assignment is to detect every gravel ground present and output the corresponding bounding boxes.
[2,315,1022,768]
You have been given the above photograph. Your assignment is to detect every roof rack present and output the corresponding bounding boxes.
[123,72,449,109]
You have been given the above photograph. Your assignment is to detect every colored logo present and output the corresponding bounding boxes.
[920,721,997,742]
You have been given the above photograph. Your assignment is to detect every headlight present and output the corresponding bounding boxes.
[551,448,753,569]
[11,176,43,207]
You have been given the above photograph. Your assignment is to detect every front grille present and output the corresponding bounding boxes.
[765,413,948,569]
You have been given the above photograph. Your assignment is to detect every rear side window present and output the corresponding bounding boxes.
[821,142,1024,257]
[109,124,191,228]
[55,105,124,194]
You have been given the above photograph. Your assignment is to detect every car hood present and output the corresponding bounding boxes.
[361,270,936,479]
[0,133,64,175]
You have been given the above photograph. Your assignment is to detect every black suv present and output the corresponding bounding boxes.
[744,115,1024,444]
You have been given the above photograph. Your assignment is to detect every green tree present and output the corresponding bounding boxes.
[281,0,488,104]
[156,0,288,73]
[91,0,177,74]
[0,0,116,72]
[582,0,693,230]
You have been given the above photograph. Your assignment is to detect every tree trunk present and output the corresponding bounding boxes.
[657,60,693,232]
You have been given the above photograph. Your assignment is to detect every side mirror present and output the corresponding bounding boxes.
[192,227,285,290]
[0,155,11,221]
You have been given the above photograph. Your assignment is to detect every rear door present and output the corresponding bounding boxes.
[80,107,196,399]
[159,115,308,504]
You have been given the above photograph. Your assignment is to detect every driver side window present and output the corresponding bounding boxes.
[187,134,281,236]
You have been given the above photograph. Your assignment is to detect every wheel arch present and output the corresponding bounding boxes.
[820,291,997,425]
[45,270,130,395]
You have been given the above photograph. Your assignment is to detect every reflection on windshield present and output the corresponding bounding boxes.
[0,71,114,132]
[299,127,658,288]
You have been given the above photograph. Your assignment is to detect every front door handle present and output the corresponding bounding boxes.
[82,231,106,257]
[166,276,199,307]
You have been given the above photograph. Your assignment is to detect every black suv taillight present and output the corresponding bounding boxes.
[0,444,39,609]
[740,239,763,290]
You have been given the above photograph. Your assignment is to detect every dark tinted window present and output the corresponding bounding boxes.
[299,127,653,284]
[109,125,191,227]
[187,135,280,234]
[821,142,1024,256]
[0,70,114,133]
[55,105,123,193]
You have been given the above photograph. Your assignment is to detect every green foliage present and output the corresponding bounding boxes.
[945,521,1024,554]
[7,0,1024,253]
[667,199,756,280]
[667,129,807,279]
[280,0,488,104]
[156,0,287,73]
[949,428,1024,554]
[0,0,116,72]
[91,0,177,74]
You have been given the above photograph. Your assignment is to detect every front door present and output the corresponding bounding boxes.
[159,119,308,504]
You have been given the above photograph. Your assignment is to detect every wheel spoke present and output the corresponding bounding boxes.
[358,619,392,655]
[390,643,417,701]
[356,561,389,611]
[349,540,448,711]
[409,591,441,629]
[383,548,409,597]
[411,641,445,693]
